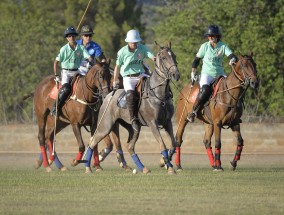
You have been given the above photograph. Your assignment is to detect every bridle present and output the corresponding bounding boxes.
[151,47,178,89]
[73,64,110,110]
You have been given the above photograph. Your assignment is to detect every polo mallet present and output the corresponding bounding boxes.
[174,80,195,137]
[79,89,117,162]
[52,78,60,156]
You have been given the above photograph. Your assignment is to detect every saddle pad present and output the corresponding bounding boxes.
[189,88,199,103]
[117,91,127,109]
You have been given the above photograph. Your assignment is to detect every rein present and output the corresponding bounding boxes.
[70,68,107,111]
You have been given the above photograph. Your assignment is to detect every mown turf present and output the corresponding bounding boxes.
[0,165,284,215]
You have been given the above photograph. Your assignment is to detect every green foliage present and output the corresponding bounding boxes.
[0,0,143,123]
[152,0,284,118]
[0,0,283,123]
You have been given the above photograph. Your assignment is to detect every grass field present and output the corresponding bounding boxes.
[0,153,283,215]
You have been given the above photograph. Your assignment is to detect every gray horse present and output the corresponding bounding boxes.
[82,42,180,174]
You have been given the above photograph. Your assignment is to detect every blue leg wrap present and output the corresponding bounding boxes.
[161,149,173,168]
[84,147,93,167]
[39,153,43,161]
[54,153,63,169]
[117,150,126,166]
[168,148,176,161]
[131,154,144,172]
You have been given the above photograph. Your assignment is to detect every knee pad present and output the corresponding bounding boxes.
[198,85,212,100]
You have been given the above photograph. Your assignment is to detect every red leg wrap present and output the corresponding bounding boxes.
[206,147,214,167]
[175,146,181,165]
[47,140,55,161]
[40,146,49,167]
[234,145,243,161]
[93,146,100,166]
[215,148,221,167]
[75,151,83,161]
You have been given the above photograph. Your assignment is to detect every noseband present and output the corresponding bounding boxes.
[155,48,178,79]
[232,57,256,87]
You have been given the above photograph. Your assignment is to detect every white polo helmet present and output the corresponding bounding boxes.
[125,29,142,43]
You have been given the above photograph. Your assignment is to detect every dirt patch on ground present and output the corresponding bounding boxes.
[0,123,283,154]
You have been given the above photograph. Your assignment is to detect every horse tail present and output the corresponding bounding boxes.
[22,92,34,101]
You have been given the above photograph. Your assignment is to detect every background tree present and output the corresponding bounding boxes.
[0,0,283,123]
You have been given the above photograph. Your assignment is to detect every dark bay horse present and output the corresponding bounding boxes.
[33,61,125,172]
[175,53,258,171]
[82,42,180,174]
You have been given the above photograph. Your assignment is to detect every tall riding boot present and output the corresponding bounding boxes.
[187,84,212,123]
[51,84,71,117]
[126,90,140,132]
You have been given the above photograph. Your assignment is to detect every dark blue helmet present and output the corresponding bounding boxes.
[64,26,78,38]
[204,25,221,37]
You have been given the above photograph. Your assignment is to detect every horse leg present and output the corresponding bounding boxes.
[213,124,223,171]
[230,124,244,171]
[149,122,176,175]
[36,116,52,172]
[111,124,131,171]
[174,118,187,171]
[97,135,113,164]
[203,124,214,168]
[70,124,86,167]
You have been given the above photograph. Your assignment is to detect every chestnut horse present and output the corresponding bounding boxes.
[175,53,258,171]
[81,42,180,174]
[33,61,127,172]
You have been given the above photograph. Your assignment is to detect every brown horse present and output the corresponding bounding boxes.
[174,53,258,171]
[33,61,122,172]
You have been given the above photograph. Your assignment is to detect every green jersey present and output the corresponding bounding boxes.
[116,43,154,77]
[56,43,90,69]
[197,41,233,77]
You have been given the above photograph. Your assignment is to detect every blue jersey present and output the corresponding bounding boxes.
[76,39,103,58]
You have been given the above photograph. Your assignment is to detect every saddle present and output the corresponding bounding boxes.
[117,76,148,109]
[49,74,80,100]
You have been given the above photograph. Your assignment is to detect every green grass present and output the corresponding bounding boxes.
[0,166,284,215]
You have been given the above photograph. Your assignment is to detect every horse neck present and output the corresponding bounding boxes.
[221,66,245,104]
[81,70,99,101]
[149,69,169,99]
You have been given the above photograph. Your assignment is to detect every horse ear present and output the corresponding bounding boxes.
[250,52,254,57]
[238,51,244,59]
[155,41,161,49]
[168,41,171,49]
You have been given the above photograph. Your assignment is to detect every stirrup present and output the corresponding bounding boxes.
[186,112,196,123]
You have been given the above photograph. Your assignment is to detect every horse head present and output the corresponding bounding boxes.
[155,41,180,81]
[86,59,112,99]
[235,52,259,89]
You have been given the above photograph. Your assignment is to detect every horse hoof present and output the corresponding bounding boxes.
[230,161,237,171]
[159,157,165,168]
[85,167,92,174]
[213,166,224,172]
[142,167,151,174]
[167,167,176,175]
[176,164,183,172]
[34,160,43,169]
[71,159,79,167]
[122,165,132,172]
[48,159,54,165]
[94,165,103,173]
[60,166,68,172]
[45,166,52,173]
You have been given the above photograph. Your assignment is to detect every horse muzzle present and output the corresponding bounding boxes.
[249,78,259,89]
[169,66,180,81]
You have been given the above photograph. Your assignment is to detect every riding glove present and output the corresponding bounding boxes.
[191,68,198,83]
[229,57,237,66]
[54,75,60,83]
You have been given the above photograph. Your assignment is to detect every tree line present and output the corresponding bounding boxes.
[0,0,283,124]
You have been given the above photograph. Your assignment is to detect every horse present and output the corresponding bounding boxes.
[174,53,258,171]
[33,60,130,172]
[81,42,180,174]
